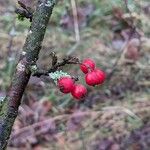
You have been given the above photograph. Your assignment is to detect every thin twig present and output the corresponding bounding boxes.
[67,40,81,55]
[70,0,80,42]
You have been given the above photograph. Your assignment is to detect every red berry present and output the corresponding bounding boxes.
[71,84,87,100]
[85,71,99,86]
[85,69,106,86]
[58,77,74,94]
[94,69,106,84]
[80,58,95,74]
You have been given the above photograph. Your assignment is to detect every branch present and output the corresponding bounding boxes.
[0,0,56,149]
[33,55,80,77]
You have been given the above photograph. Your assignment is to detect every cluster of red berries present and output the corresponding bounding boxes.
[58,77,87,100]
[57,58,106,100]
[80,59,106,86]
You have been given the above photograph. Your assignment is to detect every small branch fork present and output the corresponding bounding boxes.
[33,53,81,77]
[15,1,33,22]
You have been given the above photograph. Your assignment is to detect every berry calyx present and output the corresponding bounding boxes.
[58,77,75,94]
[94,69,106,84]
[71,84,87,100]
[80,58,95,74]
